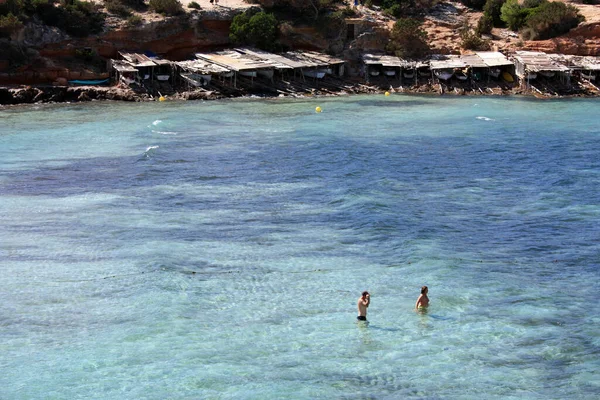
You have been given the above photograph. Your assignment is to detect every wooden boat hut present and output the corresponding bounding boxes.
[109,60,139,85]
[474,51,515,82]
[429,55,468,82]
[549,54,600,84]
[175,59,232,88]
[362,54,405,82]
[118,52,174,83]
[195,50,275,87]
[280,51,345,80]
[232,48,294,80]
[299,51,346,77]
[512,51,570,86]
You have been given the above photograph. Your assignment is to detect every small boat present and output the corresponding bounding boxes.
[120,76,136,85]
[384,68,396,77]
[257,70,274,79]
[488,68,501,78]
[68,78,109,86]
[538,71,555,78]
[502,71,514,83]
[180,72,211,87]
[370,70,380,77]
[403,69,414,79]
[525,72,537,80]
[455,69,468,81]
[239,71,257,78]
[303,70,326,79]
[581,71,597,81]
[434,69,454,81]
[156,75,170,81]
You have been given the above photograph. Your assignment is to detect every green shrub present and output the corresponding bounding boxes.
[75,47,95,61]
[476,13,493,35]
[483,0,506,27]
[0,0,25,17]
[127,14,142,26]
[460,23,490,50]
[35,1,105,37]
[149,0,183,15]
[500,0,530,30]
[524,1,583,40]
[341,6,356,17]
[0,12,23,36]
[387,17,429,58]
[230,9,278,51]
[460,0,486,10]
[522,0,546,7]
[382,0,422,17]
[105,0,132,17]
[188,1,200,8]
[316,11,346,40]
[119,0,145,8]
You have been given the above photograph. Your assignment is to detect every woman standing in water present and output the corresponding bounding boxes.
[415,286,429,310]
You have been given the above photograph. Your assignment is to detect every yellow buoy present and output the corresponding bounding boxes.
[315,106,322,113]
[385,91,390,96]
[159,96,166,102]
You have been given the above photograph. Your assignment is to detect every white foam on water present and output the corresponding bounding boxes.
[152,130,177,135]
[476,116,495,121]
[152,120,162,126]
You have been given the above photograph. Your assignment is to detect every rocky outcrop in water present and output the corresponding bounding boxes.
[0,86,142,105]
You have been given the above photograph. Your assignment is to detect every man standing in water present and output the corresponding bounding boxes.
[357,291,370,321]
[415,286,429,310]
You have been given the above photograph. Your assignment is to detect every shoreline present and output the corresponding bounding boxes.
[1,77,599,107]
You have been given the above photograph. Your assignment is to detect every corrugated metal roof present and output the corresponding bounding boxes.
[475,52,513,67]
[119,52,171,67]
[280,51,326,68]
[300,51,345,66]
[460,54,488,68]
[362,54,406,67]
[429,55,467,70]
[233,48,294,70]
[512,51,569,72]
[195,51,269,71]
[112,61,138,73]
[176,60,231,74]
[548,54,600,71]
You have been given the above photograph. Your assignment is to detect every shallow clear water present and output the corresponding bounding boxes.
[1,95,599,399]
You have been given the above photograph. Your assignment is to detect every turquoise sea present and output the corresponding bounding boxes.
[1,95,599,399]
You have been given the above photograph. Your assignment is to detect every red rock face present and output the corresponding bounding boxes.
[521,22,600,56]
[39,18,233,60]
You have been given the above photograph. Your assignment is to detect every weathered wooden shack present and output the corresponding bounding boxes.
[117,52,174,83]
[109,60,139,85]
[280,51,345,79]
[195,50,276,87]
[512,51,570,85]
[473,51,515,81]
[176,59,231,88]
[232,48,294,80]
[429,55,468,81]
[362,53,404,81]
[549,54,600,84]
